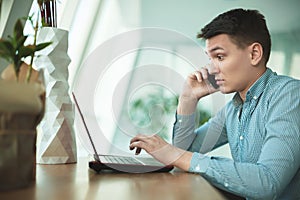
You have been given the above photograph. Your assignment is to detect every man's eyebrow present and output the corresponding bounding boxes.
[204,46,225,56]
[208,46,225,53]
[205,46,225,54]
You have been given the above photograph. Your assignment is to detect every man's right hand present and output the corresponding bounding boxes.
[177,66,219,115]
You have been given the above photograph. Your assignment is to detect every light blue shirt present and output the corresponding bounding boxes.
[173,68,300,200]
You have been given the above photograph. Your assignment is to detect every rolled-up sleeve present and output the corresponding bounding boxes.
[172,113,197,150]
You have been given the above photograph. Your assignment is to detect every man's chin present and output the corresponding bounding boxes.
[219,86,234,94]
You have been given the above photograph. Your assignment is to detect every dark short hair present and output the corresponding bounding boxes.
[197,8,271,64]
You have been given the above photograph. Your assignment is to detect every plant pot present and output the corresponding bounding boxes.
[0,80,45,190]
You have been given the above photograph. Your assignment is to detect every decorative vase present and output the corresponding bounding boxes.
[0,80,45,190]
[35,27,77,164]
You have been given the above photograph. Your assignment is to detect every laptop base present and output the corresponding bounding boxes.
[89,161,173,173]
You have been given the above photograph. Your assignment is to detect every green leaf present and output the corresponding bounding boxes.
[18,45,36,58]
[16,35,28,50]
[13,56,23,75]
[35,42,52,51]
[7,33,18,50]
[13,19,24,41]
[0,39,15,58]
[0,16,53,81]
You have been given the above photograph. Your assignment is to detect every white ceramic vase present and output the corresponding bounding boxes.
[35,27,77,164]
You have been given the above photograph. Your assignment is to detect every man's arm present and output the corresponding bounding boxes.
[130,67,220,167]
[173,66,220,149]
[189,80,300,199]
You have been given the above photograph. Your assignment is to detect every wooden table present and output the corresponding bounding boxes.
[0,157,243,200]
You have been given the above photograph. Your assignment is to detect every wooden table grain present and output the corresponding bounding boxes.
[0,157,239,200]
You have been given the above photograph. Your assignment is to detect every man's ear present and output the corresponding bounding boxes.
[249,43,263,65]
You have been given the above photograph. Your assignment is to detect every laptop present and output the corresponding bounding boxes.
[72,92,173,173]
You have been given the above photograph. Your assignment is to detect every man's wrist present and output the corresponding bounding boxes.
[171,149,193,171]
[151,144,193,171]
[151,144,185,166]
[177,96,198,115]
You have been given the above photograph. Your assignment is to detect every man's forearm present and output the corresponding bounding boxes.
[172,150,193,171]
[177,96,198,115]
[152,144,193,171]
[173,95,199,170]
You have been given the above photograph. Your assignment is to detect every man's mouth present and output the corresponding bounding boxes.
[216,79,224,85]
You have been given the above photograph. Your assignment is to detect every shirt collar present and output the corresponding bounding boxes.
[232,68,275,107]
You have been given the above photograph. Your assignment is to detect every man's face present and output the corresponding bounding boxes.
[206,34,254,95]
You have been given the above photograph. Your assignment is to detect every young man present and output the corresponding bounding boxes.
[130,8,300,199]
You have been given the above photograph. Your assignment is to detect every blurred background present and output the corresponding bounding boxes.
[1,0,300,158]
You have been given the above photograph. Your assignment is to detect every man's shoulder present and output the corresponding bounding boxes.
[267,73,300,92]
[264,74,300,108]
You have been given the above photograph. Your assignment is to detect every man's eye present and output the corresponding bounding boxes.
[217,55,224,60]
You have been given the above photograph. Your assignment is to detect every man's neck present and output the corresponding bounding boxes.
[239,67,267,102]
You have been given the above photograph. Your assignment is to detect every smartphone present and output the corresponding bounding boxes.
[207,73,219,89]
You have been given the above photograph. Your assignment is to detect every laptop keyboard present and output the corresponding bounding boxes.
[134,157,163,166]
[101,155,142,164]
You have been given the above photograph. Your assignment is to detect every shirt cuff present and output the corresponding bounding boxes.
[189,152,211,173]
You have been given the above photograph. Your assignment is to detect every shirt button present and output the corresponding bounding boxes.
[224,182,229,187]
[239,136,244,140]
[178,119,182,123]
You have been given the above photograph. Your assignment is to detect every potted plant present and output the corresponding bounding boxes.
[0,16,51,190]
